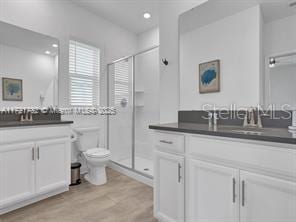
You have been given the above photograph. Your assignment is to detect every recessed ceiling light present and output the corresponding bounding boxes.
[45,51,51,55]
[52,44,58,48]
[143,13,151,19]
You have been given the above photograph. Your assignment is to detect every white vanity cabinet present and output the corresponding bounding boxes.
[239,171,296,222]
[0,125,71,214]
[35,138,69,194]
[0,142,36,208]
[188,160,239,222]
[153,131,296,222]
[154,133,185,222]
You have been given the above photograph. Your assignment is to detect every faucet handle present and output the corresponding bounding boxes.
[243,109,249,127]
[249,110,255,126]
[28,112,33,121]
[20,114,24,122]
[256,109,263,128]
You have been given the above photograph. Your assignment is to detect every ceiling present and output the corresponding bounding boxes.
[70,0,160,34]
[260,0,296,23]
[180,0,296,34]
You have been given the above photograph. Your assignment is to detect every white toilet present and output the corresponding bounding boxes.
[73,127,110,185]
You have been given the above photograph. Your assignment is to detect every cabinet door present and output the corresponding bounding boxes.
[0,142,35,207]
[154,151,185,222]
[35,138,70,194]
[187,159,239,222]
[240,171,296,222]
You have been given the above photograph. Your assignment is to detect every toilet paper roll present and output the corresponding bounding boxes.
[70,129,78,142]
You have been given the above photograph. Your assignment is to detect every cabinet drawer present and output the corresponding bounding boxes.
[0,125,71,145]
[188,135,296,178]
[154,132,184,154]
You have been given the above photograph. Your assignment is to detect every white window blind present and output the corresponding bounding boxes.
[114,59,129,105]
[69,40,100,106]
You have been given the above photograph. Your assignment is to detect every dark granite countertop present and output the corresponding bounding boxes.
[149,122,296,145]
[0,120,73,128]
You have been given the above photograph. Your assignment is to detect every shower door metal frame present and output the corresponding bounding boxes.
[106,45,159,179]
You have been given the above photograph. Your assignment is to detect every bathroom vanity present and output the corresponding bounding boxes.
[167,0,296,220]
[150,122,296,222]
[0,121,73,214]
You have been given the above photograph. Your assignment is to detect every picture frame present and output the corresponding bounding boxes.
[199,60,220,94]
[2,77,23,101]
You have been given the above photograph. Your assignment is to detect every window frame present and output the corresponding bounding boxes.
[68,39,101,107]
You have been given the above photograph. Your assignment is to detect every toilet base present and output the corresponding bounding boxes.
[85,166,107,186]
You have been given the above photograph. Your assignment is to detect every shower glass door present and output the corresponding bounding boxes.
[107,46,159,178]
[108,57,133,168]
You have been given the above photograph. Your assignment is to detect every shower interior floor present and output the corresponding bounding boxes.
[117,156,154,177]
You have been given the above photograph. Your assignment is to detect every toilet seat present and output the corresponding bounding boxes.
[85,148,110,158]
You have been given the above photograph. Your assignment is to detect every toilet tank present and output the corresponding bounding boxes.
[74,127,100,151]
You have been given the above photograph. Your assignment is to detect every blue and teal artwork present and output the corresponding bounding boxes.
[201,69,217,85]
[199,60,220,93]
[2,78,23,101]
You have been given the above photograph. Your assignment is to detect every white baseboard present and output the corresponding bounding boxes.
[108,162,153,187]
[0,186,69,215]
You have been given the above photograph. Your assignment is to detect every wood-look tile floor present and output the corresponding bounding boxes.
[0,168,157,222]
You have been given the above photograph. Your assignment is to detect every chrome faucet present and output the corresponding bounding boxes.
[20,111,33,122]
[243,108,262,128]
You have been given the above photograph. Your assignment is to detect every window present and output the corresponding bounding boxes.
[69,40,100,106]
[114,59,130,106]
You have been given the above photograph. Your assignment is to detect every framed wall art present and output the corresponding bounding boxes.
[199,60,220,93]
[2,77,23,101]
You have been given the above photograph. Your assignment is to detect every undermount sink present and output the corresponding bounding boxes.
[230,129,263,135]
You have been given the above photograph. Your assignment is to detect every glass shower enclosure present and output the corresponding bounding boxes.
[107,46,159,178]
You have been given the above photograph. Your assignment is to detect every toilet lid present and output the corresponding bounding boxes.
[85,148,110,158]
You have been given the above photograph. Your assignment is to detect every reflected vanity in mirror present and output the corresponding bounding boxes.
[179,0,296,110]
[0,21,59,108]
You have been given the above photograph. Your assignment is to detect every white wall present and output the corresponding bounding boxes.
[0,44,56,107]
[180,6,262,110]
[0,0,138,164]
[137,27,159,51]
[158,0,207,123]
[264,14,296,56]
[0,0,138,107]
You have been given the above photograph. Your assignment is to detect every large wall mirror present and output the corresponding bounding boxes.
[0,21,59,108]
[179,0,296,110]
[265,51,296,110]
